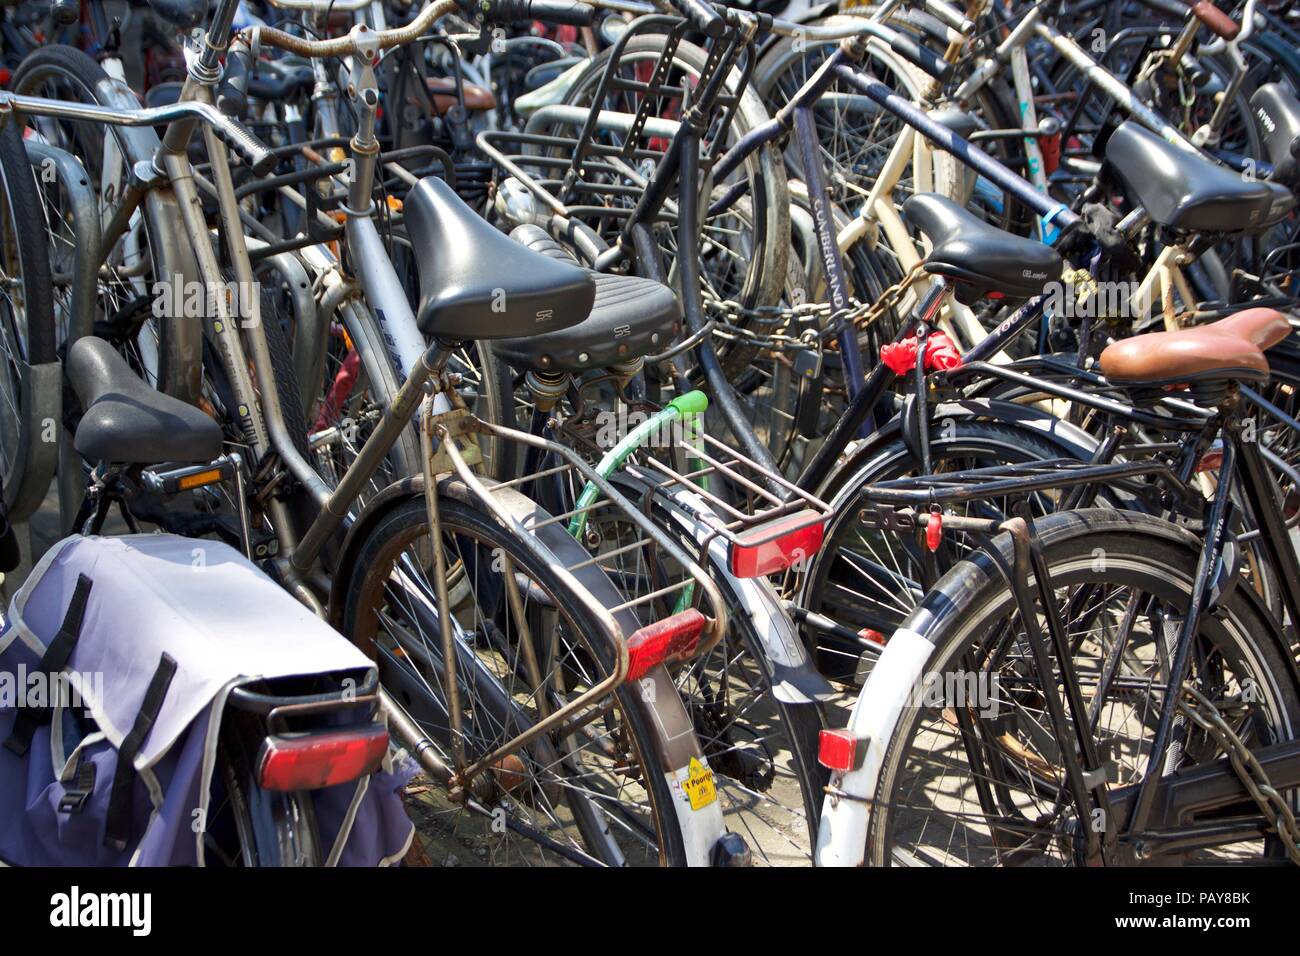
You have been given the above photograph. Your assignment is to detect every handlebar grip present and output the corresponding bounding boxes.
[890,31,953,83]
[1191,0,1240,40]
[217,46,252,119]
[671,0,725,38]
[479,0,595,25]
[922,0,973,36]
[521,0,595,25]
[1134,0,1192,19]
[218,118,277,177]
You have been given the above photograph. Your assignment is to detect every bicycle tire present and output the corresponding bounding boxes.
[13,44,202,404]
[863,508,1300,866]
[0,118,56,521]
[217,712,323,867]
[340,491,694,866]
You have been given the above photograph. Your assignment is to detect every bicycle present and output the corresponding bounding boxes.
[817,305,1300,866]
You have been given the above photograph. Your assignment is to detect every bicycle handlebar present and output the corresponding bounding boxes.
[1132,0,1191,20]
[479,0,596,26]
[668,0,725,38]
[236,0,458,58]
[1190,0,1239,40]
[0,92,277,176]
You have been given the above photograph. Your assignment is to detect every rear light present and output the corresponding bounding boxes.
[818,729,866,773]
[728,510,825,578]
[859,628,886,646]
[625,609,707,682]
[257,724,389,792]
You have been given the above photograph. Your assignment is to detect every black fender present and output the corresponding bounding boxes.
[327,475,424,630]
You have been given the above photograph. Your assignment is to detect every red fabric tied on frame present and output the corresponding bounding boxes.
[879,331,963,376]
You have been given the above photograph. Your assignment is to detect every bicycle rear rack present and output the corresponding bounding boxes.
[475,13,755,228]
[857,457,1181,509]
[406,394,730,795]
[527,376,833,578]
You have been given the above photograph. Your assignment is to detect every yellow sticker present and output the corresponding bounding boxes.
[683,757,716,811]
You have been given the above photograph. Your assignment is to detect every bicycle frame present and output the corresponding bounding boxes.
[816,381,1300,865]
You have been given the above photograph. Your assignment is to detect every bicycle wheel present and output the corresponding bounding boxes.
[553,35,790,356]
[14,44,200,402]
[212,711,322,867]
[797,421,1076,682]
[753,16,1030,233]
[341,489,692,866]
[302,297,422,501]
[0,119,56,524]
[865,509,1300,866]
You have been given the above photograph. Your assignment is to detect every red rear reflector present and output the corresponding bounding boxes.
[818,729,866,772]
[1196,449,1224,474]
[925,511,943,552]
[257,724,389,791]
[728,509,825,578]
[625,609,707,682]
[859,628,886,646]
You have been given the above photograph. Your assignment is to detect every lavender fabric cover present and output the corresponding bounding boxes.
[0,534,415,866]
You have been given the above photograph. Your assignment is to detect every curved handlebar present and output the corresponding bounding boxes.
[235,0,458,58]
[0,92,277,176]
[480,0,596,26]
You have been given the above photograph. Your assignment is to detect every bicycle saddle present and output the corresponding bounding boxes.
[902,193,1063,301]
[67,337,224,465]
[1100,307,1292,395]
[489,225,682,374]
[1104,122,1294,233]
[402,176,595,342]
[426,78,497,114]
[1252,83,1300,187]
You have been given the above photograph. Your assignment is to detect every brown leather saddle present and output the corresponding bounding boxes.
[1099,307,1293,404]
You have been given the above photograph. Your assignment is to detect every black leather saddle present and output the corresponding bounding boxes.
[902,193,1063,301]
[68,337,223,464]
[488,225,682,374]
[1104,121,1294,233]
[402,177,595,342]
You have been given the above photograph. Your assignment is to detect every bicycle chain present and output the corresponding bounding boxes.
[700,263,923,352]
[1176,681,1300,864]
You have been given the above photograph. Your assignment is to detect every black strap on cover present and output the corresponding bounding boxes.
[4,574,93,757]
[103,652,177,851]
